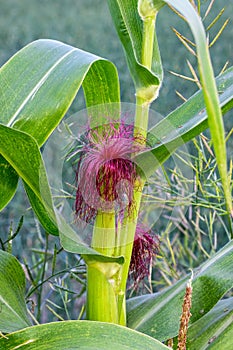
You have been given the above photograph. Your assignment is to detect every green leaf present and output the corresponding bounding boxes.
[0,39,120,147]
[153,0,232,212]
[207,326,233,350]
[0,124,123,262]
[24,183,59,236]
[136,66,233,177]
[58,212,124,264]
[127,240,233,342]
[0,321,170,349]
[0,250,31,333]
[0,39,120,212]
[0,124,58,235]
[0,155,18,210]
[107,0,163,100]
[187,297,233,349]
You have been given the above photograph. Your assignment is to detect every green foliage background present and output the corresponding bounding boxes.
[0,0,232,115]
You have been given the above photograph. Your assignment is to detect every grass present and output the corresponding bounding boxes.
[150,133,232,291]
[0,0,232,322]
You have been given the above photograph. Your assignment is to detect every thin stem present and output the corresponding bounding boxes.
[125,6,157,279]
[116,183,144,300]
[142,17,156,69]
[37,232,49,322]
[135,98,150,138]
[135,14,157,134]
[227,214,233,239]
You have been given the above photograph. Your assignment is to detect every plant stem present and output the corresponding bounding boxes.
[111,10,158,324]
[135,98,150,138]
[37,232,49,322]
[86,5,158,326]
[115,184,144,313]
[135,14,156,135]
[86,261,120,324]
[142,16,156,70]
[87,211,126,325]
[92,211,116,257]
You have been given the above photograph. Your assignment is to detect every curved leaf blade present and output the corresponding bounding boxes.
[152,0,232,213]
[0,39,120,147]
[206,324,233,350]
[0,40,120,212]
[57,212,124,263]
[0,155,18,210]
[127,240,233,342]
[0,321,169,349]
[0,250,31,333]
[107,0,163,96]
[136,66,233,177]
[0,124,58,235]
[187,297,233,349]
[0,124,124,262]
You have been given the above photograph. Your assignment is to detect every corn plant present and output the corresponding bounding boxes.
[0,0,232,349]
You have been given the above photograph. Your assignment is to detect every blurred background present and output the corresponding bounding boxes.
[0,0,232,322]
[0,0,232,114]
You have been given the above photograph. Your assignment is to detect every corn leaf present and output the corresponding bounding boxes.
[0,39,120,211]
[0,320,169,349]
[127,240,233,342]
[0,250,31,333]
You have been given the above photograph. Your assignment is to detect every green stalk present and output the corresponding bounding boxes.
[135,99,150,139]
[115,3,160,324]
[86,261,120,324]
[114,5,160,324]
[142,14,156,72]
[135,10,157,135]
[86,211,123,324]
[91,211,116,257]
[111,11,158,320]
[86,2,160,326]
[115,184,144,316]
